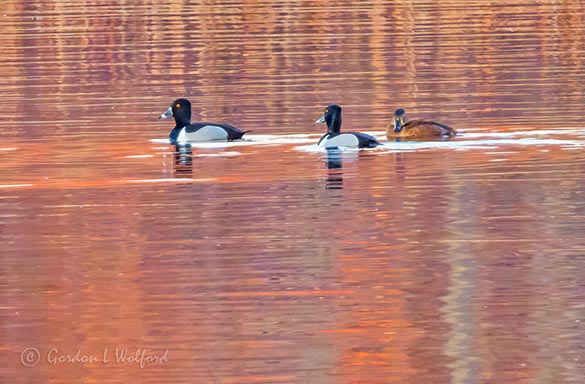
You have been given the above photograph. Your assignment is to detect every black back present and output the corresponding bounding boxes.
[354,132,380,148]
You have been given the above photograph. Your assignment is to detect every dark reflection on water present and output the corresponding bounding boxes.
[323,148,344,190]
[173,144,193,178]
[1,0,585,383]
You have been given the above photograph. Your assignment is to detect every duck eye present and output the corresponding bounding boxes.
[175,103,181,108]
[325,109,329,114]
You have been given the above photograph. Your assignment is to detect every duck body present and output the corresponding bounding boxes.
[169,122,245,144]
[387,108,456,139]
[316,104,380,149]
[318,132,379,149]
[160,98,248,145]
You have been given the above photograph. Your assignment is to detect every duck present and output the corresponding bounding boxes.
[316,104,380,149]
[386,108,456,139]
[159,98,249,144]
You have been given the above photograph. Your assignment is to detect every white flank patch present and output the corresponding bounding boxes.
[318,134,360,148]
[177,126,229,143]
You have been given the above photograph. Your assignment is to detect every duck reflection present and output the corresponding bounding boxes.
[393,151,407,177]
[323,148,343,190]
[173,144,193,177]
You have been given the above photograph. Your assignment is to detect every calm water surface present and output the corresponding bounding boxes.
[2,1,585,383]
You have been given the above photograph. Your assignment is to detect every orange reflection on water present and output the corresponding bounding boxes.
[2,0,585,383]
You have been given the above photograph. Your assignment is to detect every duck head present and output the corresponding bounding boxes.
[315,104,341,134]
[316,104,342,134]
[159,98,192,127]
[393,108,408,133]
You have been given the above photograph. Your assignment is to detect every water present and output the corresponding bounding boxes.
[1,1,585,382]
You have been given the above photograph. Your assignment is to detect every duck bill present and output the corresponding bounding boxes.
[159,107,173,119]
[315,116,325,124]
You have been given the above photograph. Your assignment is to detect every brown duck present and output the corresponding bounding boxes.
[386,108,456,139]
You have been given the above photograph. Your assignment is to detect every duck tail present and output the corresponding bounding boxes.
[228,130,252,141]
[239,130,252,139]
